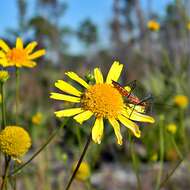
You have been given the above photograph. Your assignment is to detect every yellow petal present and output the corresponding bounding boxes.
[124,86,131,92]
[92,117,104,144]
[106,61,123,84]
[0,59,10,67]
[94,68,103,84]
[122,108,155,123]
[127,104,146,113]
[22,61,37,68]
[50,92,80,103]
[108,118,123,145]
[73,110,93,124]
[65,72,89,88]
[0,40,10,52]
[16,37,23,49]
[55,80,82,97]
[54,108,83,118]
[0,51,5,58]
[25,41,38,53]
[28,49,46,59]
[118,115,141,138]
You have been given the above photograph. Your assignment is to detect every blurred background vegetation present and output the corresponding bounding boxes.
[1,0,190,189]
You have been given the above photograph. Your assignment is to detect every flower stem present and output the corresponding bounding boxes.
[129,135,141,190]
[1,156,11,190]
[1,82,6,129]
[158,159,183,189]
[65,133,91,190]
[15,68,20,124]
[10,121,67,177]
[0,82,7,178]
[170,136,183,160]
[155,116,164,190]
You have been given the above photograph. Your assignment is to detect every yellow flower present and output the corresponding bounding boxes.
[150,152,158,161]
[72,161,90,181]
[187,22,190,30]
[0,94,2,103]
[0,70,9,83]
[0,126,31,160]
[50,61,155,145]
[167,123,177,135]
[147,20,160,31]
[32,112,43,125]
[0,37,46,68]
[174,95,189,109]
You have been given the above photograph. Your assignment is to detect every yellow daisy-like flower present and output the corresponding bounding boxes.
[72,161,90,181]
[0,126,31,160]
[0,37,46,68]
[167,123,177,135]
[174,95,189,109]
[50,61,155,145]
[147,20,160,31]
[0,70,9,83]
[32,112,43,125]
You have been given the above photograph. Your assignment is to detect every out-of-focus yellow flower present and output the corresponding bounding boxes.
[150,152,158,161]
[50,61,155,145]
[72,161,90,181]
[0,70,9,83]
[187,22,190,30]
[174,95,189,109]
[147,20,160,31]
[32,112,43,125]
[167,123,177,135]
[0,37,46,68]
[0,94,2,103]
[0,126,31,161]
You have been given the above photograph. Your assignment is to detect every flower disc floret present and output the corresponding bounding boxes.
[0,126,31,159]
[81,84,124,118]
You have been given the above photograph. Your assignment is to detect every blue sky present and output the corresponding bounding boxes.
[0,0,172,53]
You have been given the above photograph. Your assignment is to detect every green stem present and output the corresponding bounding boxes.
[10,121,67,177]
[0,82,7,179]
[1,82,6,129]
[170,136,183,160]
[1,156,11,190]
[179,109,188,154]
[15,68,19,124]
[155,117,164,190]
[65,133,91,190]
[129,135,141,190]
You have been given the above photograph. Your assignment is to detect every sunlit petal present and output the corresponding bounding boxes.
[25,41,38,53]
[28,49,46,59]
[55,80,82,97]
[73,110,93,124]
[118,115,141,138]
[0,51,5,58]
[65,72,89,88]
[94,68,103,84]
[122,108,155,123]
[108,118,123,145]
[54,108,83,118]
[106,61,123,84]
[0,40,10,52]
[50,92,80,103]
[16,38,23,49]
[92,117,104,144]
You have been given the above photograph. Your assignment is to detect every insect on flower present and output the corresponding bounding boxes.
[112,80,153,114]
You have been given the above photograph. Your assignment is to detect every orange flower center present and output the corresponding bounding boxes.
[81,83,124,118]
[7,48,27,65]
